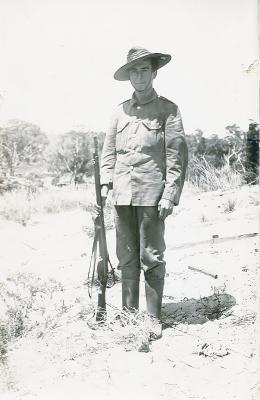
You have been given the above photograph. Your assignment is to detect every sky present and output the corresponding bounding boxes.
[0,0,258,137]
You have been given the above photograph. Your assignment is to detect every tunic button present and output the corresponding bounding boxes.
[130,166,134,171]
[137,106,141,110]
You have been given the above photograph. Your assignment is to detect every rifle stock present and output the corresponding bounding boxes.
[93,137,109,321]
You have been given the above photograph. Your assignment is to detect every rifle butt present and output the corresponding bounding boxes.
[96,286,107,321]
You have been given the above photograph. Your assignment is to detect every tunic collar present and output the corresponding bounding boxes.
[130,89,158,107]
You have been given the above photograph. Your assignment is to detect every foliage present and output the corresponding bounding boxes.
[0,117,257,195]
[223,198,236,213]
[186,131,228,169]
[0,184,94,224]
[187,156,244,191]
[245,122,259,183]
[47,130,105,185]
[0,272,64,362]
[0,188,33,225]
[0,181,117,234]
[186,122,259,189]
[186,126,245,169]
[223,124,247,173]
[0,119,49,176]
[0,173,45,196]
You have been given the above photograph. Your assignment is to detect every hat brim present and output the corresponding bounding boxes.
[114,53,172,81]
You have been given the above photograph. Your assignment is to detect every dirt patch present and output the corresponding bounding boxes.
[162,293,236,325]
[0,185,259,400]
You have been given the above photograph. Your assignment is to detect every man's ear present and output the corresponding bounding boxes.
[152,70,157,80]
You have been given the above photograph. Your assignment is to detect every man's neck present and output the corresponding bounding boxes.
[134,87,154,105]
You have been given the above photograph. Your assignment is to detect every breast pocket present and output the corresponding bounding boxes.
[116,120,130,152]
[140,119,164,150]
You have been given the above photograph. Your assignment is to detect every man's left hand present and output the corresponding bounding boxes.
[158,199,174,220]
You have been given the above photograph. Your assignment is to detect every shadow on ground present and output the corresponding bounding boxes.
[162,293,236,326]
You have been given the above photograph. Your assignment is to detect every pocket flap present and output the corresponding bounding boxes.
[117,120,130,133]
[142,119,163,130]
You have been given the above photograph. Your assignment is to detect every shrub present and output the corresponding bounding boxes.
[0,323,10,363]
[47,131,105,185]
[187,156,244,192]
[0,188,33,225]
[0,273,64,340]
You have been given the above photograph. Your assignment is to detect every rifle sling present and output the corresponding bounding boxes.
[87,226,99,298]
[88,226,116,298]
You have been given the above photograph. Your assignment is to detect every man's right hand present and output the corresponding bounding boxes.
[101,184,109,207]
[92,185,109,222]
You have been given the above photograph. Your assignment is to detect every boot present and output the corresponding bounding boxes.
[145,276,164,340]
[122,278,140,312]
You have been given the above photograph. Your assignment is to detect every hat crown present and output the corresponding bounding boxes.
[127,46,151,63]
[114,46,172,81]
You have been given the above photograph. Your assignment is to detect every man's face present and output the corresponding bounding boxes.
[129,59,156,92]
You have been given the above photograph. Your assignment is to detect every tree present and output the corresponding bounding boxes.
[0,119,49,176]
[245,122,259,183]
[186,130,206,157]
[48,130,105,184]
[223,124,246,173]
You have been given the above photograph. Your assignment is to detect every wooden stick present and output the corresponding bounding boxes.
[169,232,258,251]
[188,266,218,279]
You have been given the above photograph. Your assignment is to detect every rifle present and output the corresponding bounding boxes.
[88,136,114,321]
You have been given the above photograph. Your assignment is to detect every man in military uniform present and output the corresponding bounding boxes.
[100,46,188,340]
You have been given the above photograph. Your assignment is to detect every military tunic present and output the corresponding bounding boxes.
[100,90,188,206]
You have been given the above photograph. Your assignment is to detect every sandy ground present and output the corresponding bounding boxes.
[0,185,259,400]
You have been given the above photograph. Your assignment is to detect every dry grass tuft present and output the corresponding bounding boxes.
[200,214,208,223]
[0,188,33,225]
[188,156,244,192]
[0,271,154,365]
[223,198,236,213]
[85,307,153,351]
[0,272,66,362]
[0,184,114,228]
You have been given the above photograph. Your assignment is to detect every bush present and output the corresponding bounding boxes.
[47,131,105,185]
[0,273,64,339]
[0,323,9,363]
[0,272,80,366]
[0,119,49,177]
[0,188,34,225]
[187,156,244,191]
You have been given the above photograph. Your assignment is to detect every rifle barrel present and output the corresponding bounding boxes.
[92,136,109,320]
